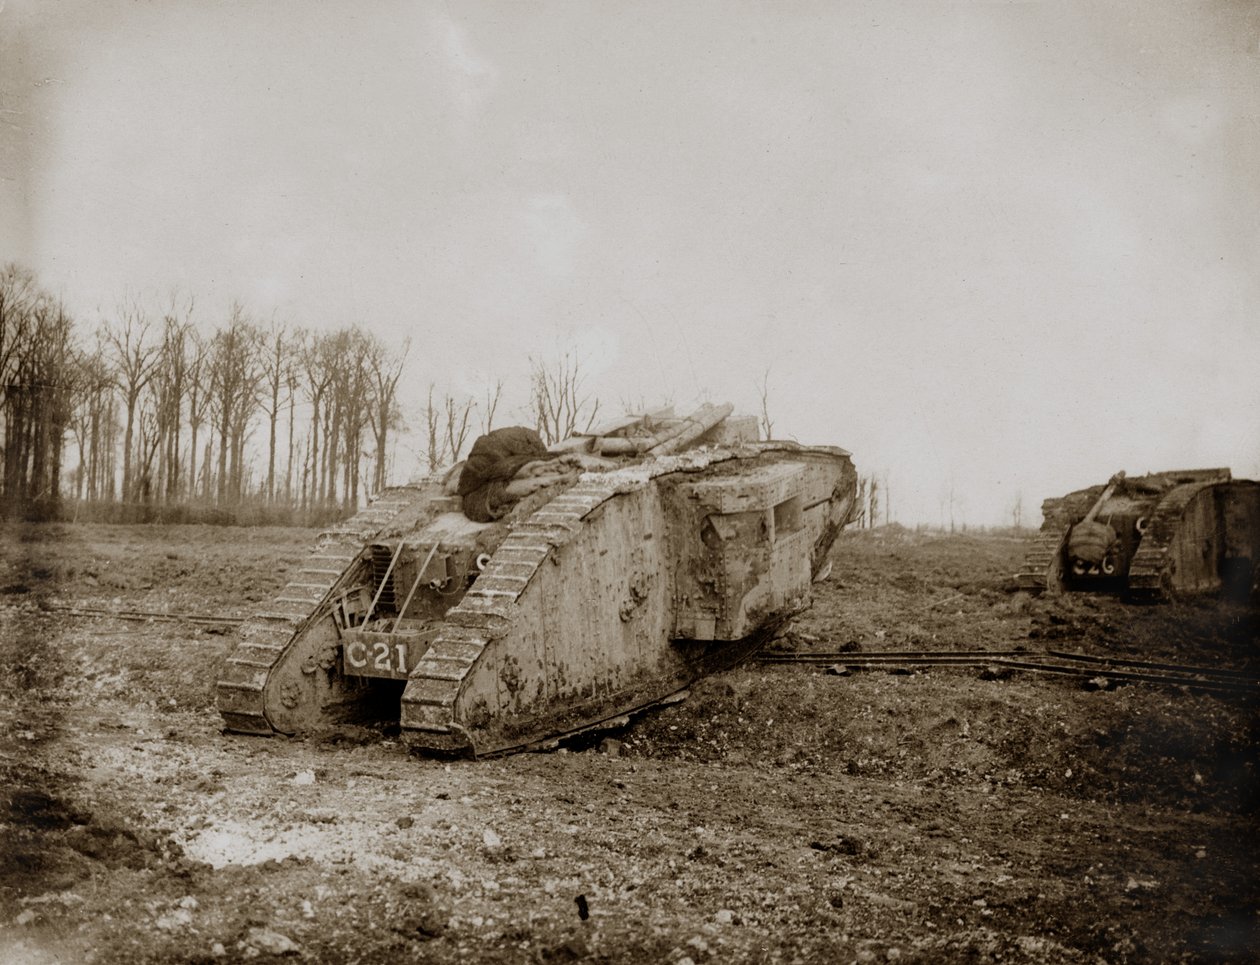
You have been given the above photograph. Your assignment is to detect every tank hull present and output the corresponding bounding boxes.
[217,441,856,756]
[1016,469,1260,600]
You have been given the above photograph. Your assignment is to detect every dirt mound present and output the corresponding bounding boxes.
[626,668,1257,813]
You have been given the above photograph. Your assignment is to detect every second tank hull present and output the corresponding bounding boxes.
[1017,469,1260,601]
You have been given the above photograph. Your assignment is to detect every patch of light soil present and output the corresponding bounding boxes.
[179,818,440,878]
[0,934,79,965]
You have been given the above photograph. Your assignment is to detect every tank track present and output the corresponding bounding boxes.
[1015,530,1066,593]
[1015,502,1069,594]
[216,486,428,735]
[400,447,747,755]
[1126,480,1220,599]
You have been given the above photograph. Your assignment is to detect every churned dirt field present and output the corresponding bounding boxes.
[1,522,1256,964]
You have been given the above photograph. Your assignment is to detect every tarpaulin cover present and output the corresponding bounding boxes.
[457,426,557,521]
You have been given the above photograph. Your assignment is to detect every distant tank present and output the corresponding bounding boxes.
[1016,469,1260,600]
[217,404,857,756]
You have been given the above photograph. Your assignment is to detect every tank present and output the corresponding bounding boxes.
[216,403,857,756]
[1016,468,1260,600]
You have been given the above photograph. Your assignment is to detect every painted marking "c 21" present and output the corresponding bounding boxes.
[343,639,409,678]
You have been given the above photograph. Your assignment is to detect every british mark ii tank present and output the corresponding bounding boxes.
[216,404,857,756]
[1017,468,1260,600]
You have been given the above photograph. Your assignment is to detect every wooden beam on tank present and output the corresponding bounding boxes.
[651,403,734,455]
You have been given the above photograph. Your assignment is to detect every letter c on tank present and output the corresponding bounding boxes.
[345,639,368,669]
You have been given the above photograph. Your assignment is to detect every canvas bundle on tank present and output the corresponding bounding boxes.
[457,426,559,522]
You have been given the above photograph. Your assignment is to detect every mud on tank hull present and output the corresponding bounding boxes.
[217,441,856,757]
[1016,469,1260,600]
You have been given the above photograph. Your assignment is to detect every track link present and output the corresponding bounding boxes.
[1015,501,1068,594]
[1014,530,1066,593]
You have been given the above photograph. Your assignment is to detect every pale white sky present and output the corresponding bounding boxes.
[3,0,1258,524]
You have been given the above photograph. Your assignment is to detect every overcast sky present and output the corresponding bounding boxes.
[3,0,1258,524]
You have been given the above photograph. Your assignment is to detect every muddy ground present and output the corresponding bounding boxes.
[0,522,1256,963]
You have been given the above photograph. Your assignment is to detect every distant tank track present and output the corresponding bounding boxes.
[215,485,428,735]
[1125,480,1223,599]
[1014,517,1068,593]
[758,649,1260,696]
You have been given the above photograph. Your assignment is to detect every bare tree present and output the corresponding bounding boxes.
[480,379,503,435]
[207,304,262,503]
[420,384,442,473]
[298,330,335,508]
[1010,491,1024,531]
[940,476,963,533]
[151,295,195,501]
[0,264,37,358]
[443,394,475,464]
[529,352,600,445]
[11,299,76,510]
[0,276,77,513]
[181,328,211,499]
[0,265,38,437]
[313,327,375,509]
[0,264,39,506]
[134,402,163,503]
[340,331,372,508]
[103,297,161,502]
[757,365,774,439]
[366,336,409,492]
[284,353,301,504]
[259,321,296,503]
[69,339,114,501]
[416,385,482,472]
[851,473,883,529]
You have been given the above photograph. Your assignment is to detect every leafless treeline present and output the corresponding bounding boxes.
[0,265,614,523]
[529,352,599,446]
[0,264,412,521]
[411,353,599,470]
[854,473,888,529]
[0,265,75,512]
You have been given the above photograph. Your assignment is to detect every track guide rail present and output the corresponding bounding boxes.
[12,602,245,628]
[758,649,1260,695]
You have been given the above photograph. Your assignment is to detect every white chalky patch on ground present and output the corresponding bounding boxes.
[181,820,440,876]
